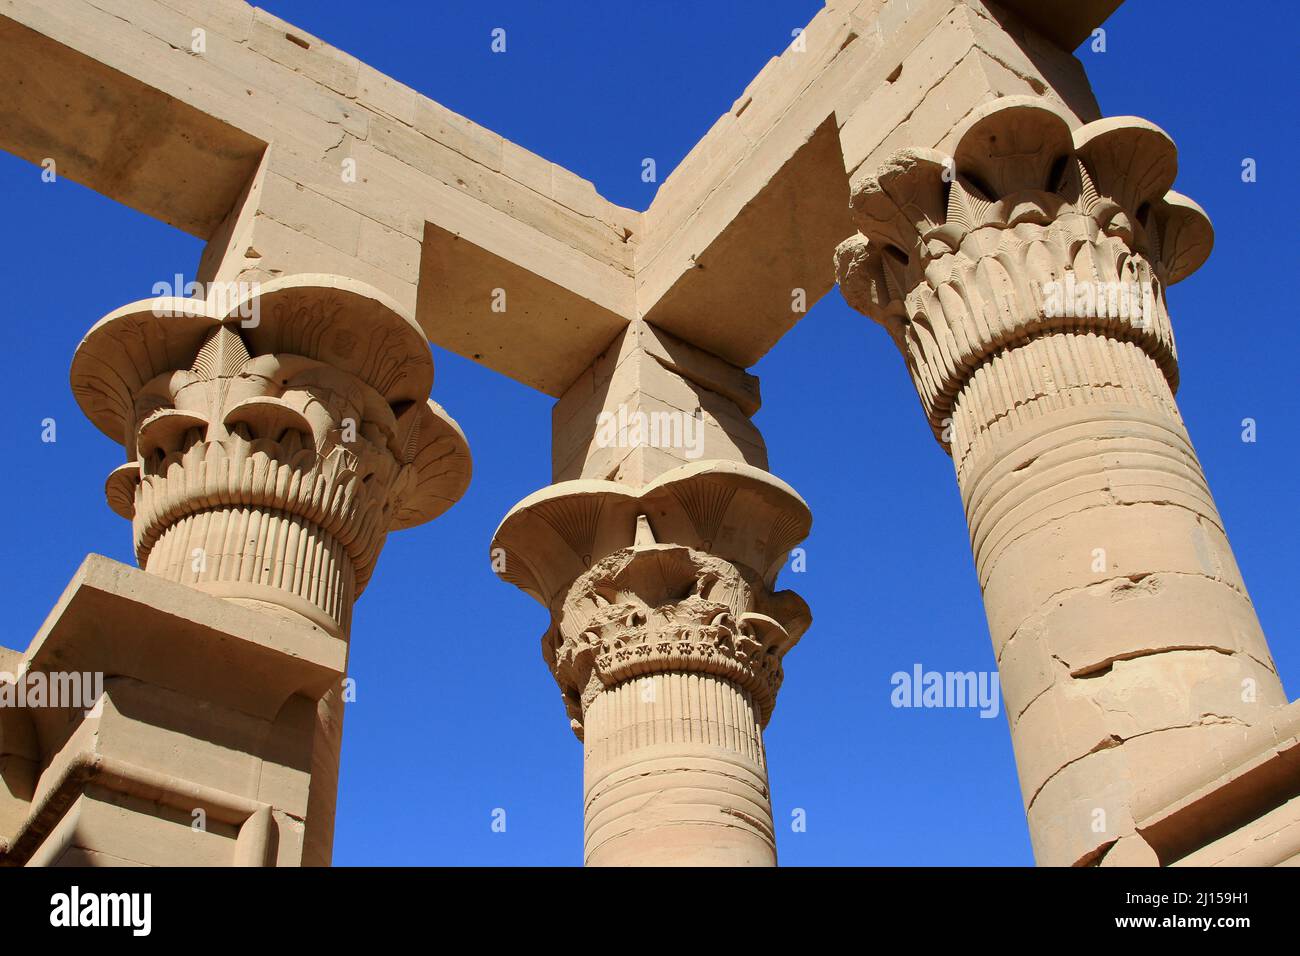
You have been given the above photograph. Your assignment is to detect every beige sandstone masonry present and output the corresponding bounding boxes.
[1,556,347,866]
[492,463,811,865]
[1,276,469,865]
[71,275,469,637]
[0,0,1111,390]
[551,319,768,485]
[3,0,1296,866]
[501,317,808,866]
[836,97,1294,865]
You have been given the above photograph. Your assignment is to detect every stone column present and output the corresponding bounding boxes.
[493,322,810,866]
[0,274,470,866]
[835,96,1288,866]
[74,275,469,642]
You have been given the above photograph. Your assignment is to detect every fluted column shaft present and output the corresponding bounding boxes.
[953,332,1285,865]
[145,507,357,635]
[493,462,811,866]
[837,97,1289,865]
[583,672,775,865]
[67,275,471,866]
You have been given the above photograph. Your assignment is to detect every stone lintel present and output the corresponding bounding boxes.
[416,223,631,397]
[21,554,346,720]
[994,0,1122,51]
[0,0,1111,396]
[0,15,266,239]
[637,114,853,370]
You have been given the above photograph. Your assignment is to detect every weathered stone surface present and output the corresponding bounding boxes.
[838,95,1293,866]
[2,274,474,868]
[70,274,471,634]
[492,462,810,865]
[2,0,1291,870]
[551,321,768,486]
[0,555,343,866]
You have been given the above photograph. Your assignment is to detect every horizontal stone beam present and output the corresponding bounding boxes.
[0,0,1118,396]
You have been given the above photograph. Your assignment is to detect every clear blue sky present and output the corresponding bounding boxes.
[1,0,1295,865]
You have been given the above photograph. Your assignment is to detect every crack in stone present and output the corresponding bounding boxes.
[1027,717,1253,815]
[991,560,1247,642]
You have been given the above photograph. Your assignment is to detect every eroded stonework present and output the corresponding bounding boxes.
[835,96,1291,867]
[835,96,1210,446]
[0,275,473,867]
[3,0,1296,870]
[493,461,810,865]
[550,543,802,737]
[70,275,471,635]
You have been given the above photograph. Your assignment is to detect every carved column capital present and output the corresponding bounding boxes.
[834,96,1213,446]
[491,461,811,738]
[70,274,471,635]
[552,543,803,731]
